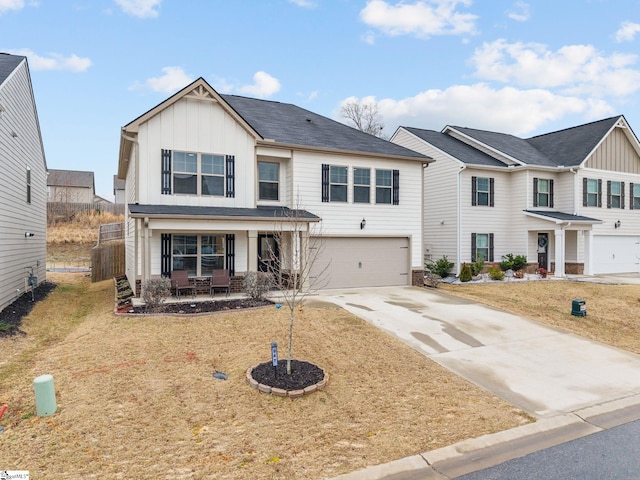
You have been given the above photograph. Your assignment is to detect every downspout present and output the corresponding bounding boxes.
[570,168,578,215]
[121,132,139,204]
[457,164,467,275]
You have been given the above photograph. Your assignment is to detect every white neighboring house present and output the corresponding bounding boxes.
[113,175,125,204]
[117,78,431,294]
[392,115,640,276]
[47,169,95,203]
[0,53,47,311]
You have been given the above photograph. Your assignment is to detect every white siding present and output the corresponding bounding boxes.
[0,60,47,310]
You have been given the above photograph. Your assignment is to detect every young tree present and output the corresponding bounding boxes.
[263,200,326,375]
[340,99,386,138]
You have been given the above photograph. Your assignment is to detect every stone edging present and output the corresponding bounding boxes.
[246,363,329,398]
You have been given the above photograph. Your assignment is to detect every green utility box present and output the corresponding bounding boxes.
[571,299,586,317]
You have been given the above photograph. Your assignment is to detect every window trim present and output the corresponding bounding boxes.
[172,234,226,277]
[353,167,371,204]
[375,168,393,204]
[26,166,31,204]
[471,232,494,262]
[583,178,602,207]
[607,180,625,209]
[329,165,348,203]
[472,176,494,207]
[163,149,234,197]
[631,183,640,210]
[258,161,280,201]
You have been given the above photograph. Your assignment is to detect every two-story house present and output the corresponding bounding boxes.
[0,53,47,311]
[392,115,640,276]
[117,78,431,295]
[47,169,95,203]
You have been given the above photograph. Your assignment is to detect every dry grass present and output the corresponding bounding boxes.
[0,273,529,479]
[47,211,123,246]
[440,279,640,355]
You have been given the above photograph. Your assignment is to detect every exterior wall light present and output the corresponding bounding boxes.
[614,220,621,229]
[360,218,366,229]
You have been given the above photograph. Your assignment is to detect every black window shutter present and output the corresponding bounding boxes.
[598,179,602,208]
[607,180,612,208]
[161,234,171,277]
[549,179,554,208]
[582,178,588,206]
[621,182,625,209]
[489,233,494,262]
[321,164,330,202]
[226,234,235,276]
[471,176,477,206]
[161,149,172,195]
[489,178,495,207]
[392,169,400,205]
[471,233,477,262]
[631,183,635,210]
[533,178,539,207]
[226,155,235,198]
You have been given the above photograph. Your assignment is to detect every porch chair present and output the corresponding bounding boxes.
[210,269,230,297]
[171,270,195,299]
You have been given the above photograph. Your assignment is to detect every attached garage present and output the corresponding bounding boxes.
[310,237,410,289]
[592,235,640,274]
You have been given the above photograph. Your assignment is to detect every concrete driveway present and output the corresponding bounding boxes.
[307,286,640,419]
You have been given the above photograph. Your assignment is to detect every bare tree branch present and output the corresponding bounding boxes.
[340,100,386,138]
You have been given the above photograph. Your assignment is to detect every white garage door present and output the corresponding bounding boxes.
[310,237,410,289]
[592,235,640,274]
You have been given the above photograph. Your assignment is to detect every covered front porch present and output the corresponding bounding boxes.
[524,210,603,277]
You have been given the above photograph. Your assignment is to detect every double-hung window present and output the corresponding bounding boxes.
[173,151,198,194]
[472,176,494,206]
[632,183,640,210]
[376,169,392,204]
[201,154,225,196]
[583,178,602,207]
[353,168,370,203]
[533,178,554,207]
[607,180,624,209]
[330,166,348,202]
[471,233,494,262]
[26,167,31,204]
[258,162,279,201]
[173,235,225,277]
[163,149,234,197]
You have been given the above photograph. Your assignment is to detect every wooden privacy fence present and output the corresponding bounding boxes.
[98,222,125,244]
[48,202,125,223]
[92,241,125,282]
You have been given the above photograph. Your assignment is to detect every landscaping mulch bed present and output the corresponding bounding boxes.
[0,281,57,337]
[251,359,325,391]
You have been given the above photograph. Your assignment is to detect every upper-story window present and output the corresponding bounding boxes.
[607,181,625,209]
[161,149,235,197]
[26,167,31,204]
[632,183,640,210]
[533,178,554,208]
[330,166,348,202]
[353,168,370,203]
[583,178,602,207]
[472,176,494,207]
[258,162,279,201]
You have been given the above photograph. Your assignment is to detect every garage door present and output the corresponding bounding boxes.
[592,235,640,274]
[310,237,409,289]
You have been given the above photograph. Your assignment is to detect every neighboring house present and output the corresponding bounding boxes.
[93,194,113,207]
[113,175,125,204]
[0,53,47,311]
[117,77,430,294]
[392,115,640,276]
[47,169,95,203]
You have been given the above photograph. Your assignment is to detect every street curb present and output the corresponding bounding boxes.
[328,396,640,480]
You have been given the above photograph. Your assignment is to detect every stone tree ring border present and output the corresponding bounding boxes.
[245,362,329,398]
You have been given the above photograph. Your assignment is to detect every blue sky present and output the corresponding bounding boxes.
[2,0,640,200]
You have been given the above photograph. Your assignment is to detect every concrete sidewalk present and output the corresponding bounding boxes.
[308,286,640,479]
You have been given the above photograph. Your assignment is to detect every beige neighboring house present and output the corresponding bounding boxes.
[392,115,640,277]
[113,175,125,204]
[47,169,95,203]
[0,53,47,311]
[118,77,431,295]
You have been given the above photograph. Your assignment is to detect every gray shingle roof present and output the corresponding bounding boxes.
[129,204,320,221]
[47,169,95,188]
[221,94,427,159]
[524,210,602,223]
[403,127,507,167]
[0,53,24,86]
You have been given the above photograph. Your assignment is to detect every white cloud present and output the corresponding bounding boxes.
[288,0,317,8]
[114,0,161,18]
[344,84,613,136]
[237,71,281,98]
[615,21,640,43]
[360,0,477,38]
[470,39,640,97]
[361,31,377,45]
[0,0,23,14]
[506,1,530,22]
[7,48,92,72]
[134,66,193,93]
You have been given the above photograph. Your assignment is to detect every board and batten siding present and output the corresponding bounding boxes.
[292,149,423,270]
[586,127,640,174]
[136,96,256,207]
[0,59,47,311]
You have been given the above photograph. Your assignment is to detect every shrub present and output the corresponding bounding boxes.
[488,266,505,281]
[141,277,171,311]
[459,263,473,282]
[500,253,528,272]
[243,271,274,300]
[471,258,485,276]
[425,255,454,278]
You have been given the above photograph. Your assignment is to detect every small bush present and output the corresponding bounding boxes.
[243,271,274,300]
[500,253,528,272]
[471,258,485,276]
[488,266,505,281]
[459,263,473,282]
[425,256,454,278]
[141,277,171,311]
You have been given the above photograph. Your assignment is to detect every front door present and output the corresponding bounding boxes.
[258,234,279,274]
[537,233,549,270]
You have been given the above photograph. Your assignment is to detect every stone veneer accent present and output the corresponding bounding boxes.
[246,363,328,398]
[411,269,424,287]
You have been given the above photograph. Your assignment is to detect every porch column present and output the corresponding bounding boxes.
[143,217,151,283]
[300,228,310,290]
[248,230,258,272]
[583,229,593,275]
[554,228,565,277]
